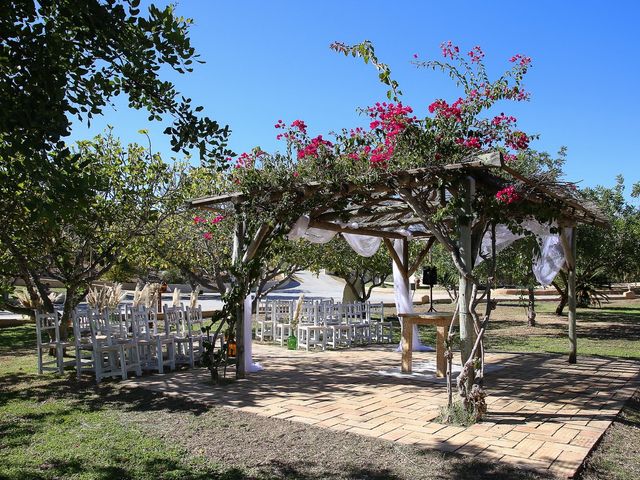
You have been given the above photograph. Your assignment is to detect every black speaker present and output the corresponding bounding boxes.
[422,266,438,286]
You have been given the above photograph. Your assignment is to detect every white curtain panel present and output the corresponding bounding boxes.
[392,239,434,352]
[532,231,568,286]
[476,220,567,286]
[287,215,336,243]
[342,233,382,257]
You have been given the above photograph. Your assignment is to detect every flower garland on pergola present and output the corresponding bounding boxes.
[189,41,606,415]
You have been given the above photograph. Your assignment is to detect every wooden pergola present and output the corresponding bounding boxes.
[189,152,607,378]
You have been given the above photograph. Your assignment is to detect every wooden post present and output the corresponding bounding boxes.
[232,217,246,379]
[436,323,446,377]
[401,320,413,373]
[561,226,578,364]
[458,177,476,377]
[399,314,451,376]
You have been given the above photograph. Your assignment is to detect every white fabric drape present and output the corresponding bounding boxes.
[391,239,433,352]
[287,215,336,244]
[532,232,567,285]
[343,233,381,257]
[288,215,382,256]
[244,294,263,373]
[476,220,567,286]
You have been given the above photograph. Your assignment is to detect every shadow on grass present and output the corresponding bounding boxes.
[1,456,248,480]
[0,371,210,417]
[0,324,36,355]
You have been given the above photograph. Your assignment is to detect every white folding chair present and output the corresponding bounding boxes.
[297,302,326,350]
[86,308,129,382]
[163,304,192,367]
[366,302,393,343]
[72,309,96,379]
[255,299,275,342]
[324,303,351,349]
[272,300,293,346]
[131,308,175,374]
[345,302,370,345]
[35,310,72,374]
[185,305,205,366]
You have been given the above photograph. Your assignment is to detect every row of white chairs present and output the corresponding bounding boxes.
[256,299,395,350]
[35,304,206,383]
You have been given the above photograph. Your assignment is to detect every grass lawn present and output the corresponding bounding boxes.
[0,298,638,479]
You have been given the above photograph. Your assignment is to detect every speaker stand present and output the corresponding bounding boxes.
[427,284,436,312]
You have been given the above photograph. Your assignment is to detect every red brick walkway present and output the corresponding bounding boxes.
[126,344,640,478]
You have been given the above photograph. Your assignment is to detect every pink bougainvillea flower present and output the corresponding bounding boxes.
[491,113,517,126]
[290,119,308,135]
[211,215,224,224]
[428,98,464,122]
[506,131,530,151]
[495,186,520,204]
[509,54,532,67]
[297,135,333,159]
[235,152,252,169]
[193,216,206,224]
[468,46,484,63]
[440,40,459,59]
[366,102,415,135]
[293,171,299,178]
[202,232,213,240]
[455,137,482,149]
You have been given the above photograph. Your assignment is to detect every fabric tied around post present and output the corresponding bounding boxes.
[392,239,434,352]
[244,293,263,373]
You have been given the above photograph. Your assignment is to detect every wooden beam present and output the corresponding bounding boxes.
[188,192,244,209]
[187,152,503,212]
[383,238,408,282]
[242,223,271,263]
[501,164,608,226]
[408,237,436,277]
[308,220,406,239]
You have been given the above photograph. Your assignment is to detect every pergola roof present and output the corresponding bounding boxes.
[189,152,608,237]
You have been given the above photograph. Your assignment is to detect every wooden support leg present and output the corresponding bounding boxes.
[401,320,413,374]
[436,324,446,378]
[157,339,164,374]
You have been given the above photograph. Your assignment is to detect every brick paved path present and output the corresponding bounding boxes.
[127,344,639,478]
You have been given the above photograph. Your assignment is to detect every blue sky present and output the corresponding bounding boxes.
[70,0,640,196]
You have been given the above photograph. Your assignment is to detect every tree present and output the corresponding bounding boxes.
[0,133,184,337]
[321,238,392,302]
[494,237,540,326]
[1,1,231,172]
[148,166,324,303]
[1,2,232,318]
[552,176,640,314]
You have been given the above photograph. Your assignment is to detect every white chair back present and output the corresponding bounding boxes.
[271,300,293,323]
[186,305,204,336]
[72,310,92,346]
[35,311,62,345]
[163,305,183,336]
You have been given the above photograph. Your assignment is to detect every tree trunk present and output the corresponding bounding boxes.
[59,285,83,341]
[457,177,475,391]
[553,275,568,316]
[527,286,536,327]
[555,293,568,316]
